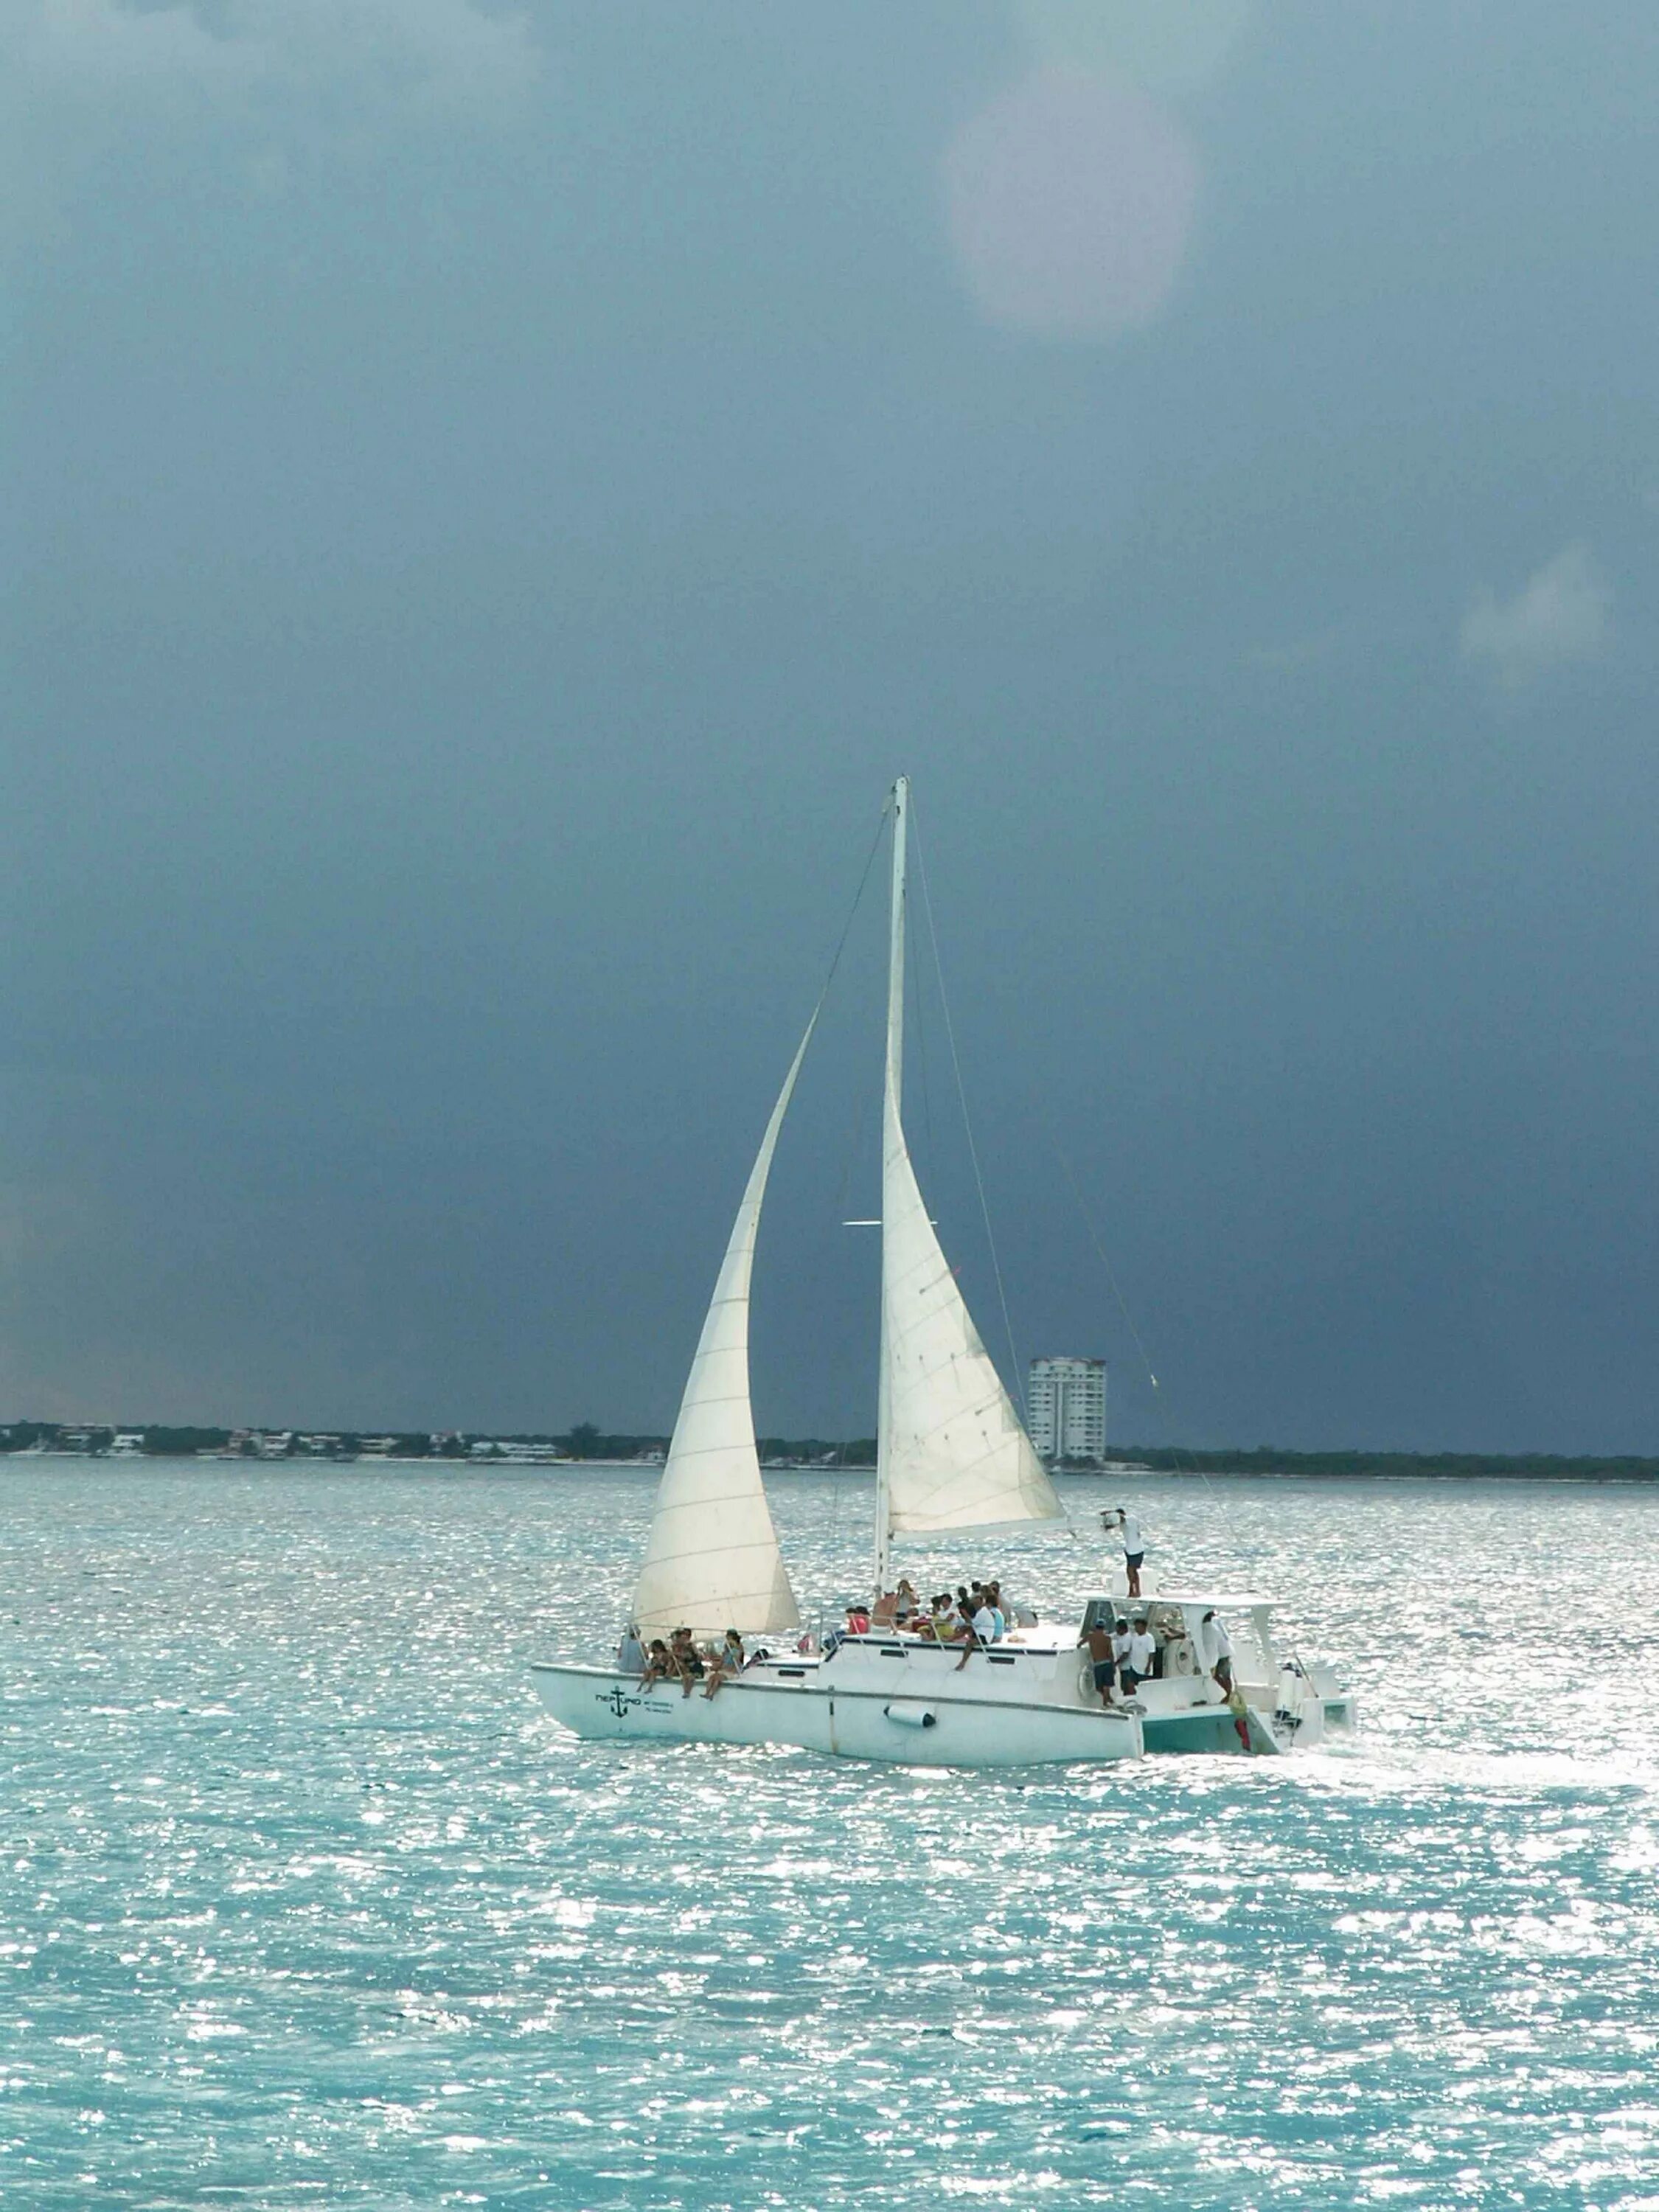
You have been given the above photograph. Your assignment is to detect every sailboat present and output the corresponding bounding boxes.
[530,779,1354,1766]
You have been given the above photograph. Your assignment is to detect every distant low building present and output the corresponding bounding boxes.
[1027,1357,1107,1466]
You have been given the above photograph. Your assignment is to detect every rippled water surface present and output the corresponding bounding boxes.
[3,1462,1658,2210]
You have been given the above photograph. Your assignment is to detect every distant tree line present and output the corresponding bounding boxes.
[1108,1444,1659,1483]
[1,1421,1654,1480]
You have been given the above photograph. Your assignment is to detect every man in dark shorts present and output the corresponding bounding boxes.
[1079,1620,1119,1708]
[1103,1508,1147,1599]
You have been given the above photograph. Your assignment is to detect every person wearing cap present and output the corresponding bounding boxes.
[1079,1618,1119,1708]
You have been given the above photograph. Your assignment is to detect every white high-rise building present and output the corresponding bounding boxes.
[1026,1357,1107,1465]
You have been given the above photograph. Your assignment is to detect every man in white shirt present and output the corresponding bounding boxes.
[1201,1609,1234,1691]
[1110,1616,1134,1684]
[1103,1507,1147,1598]
[956,1595,1001,1669]
[1124,1617,1157,1687]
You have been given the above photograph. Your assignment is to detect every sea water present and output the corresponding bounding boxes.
[2,1462,1656,2211]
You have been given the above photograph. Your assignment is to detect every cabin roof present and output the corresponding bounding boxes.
[1103,1590,1278,1610]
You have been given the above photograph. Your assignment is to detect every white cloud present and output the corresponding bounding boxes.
[1459,542,1612,693]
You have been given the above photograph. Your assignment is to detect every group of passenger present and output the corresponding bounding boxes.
[1079,1605,1234,1709]
[610,1500,1217,1717]
[616,1624,751,1700]
[833,1576,1022,1666]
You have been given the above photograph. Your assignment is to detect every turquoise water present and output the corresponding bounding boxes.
[3,1462,1657,2210]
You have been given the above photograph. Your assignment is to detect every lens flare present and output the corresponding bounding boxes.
[943,66,1200,339]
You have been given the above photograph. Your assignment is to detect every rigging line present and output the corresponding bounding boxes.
[1044,1121,1161,1394]
[818,794,892,1006]
[801,796,889,1628]
[1043,1110,1255,1559]
[825,797,894,1224]
[910,872,935,1183]
[909,799,1030,1427]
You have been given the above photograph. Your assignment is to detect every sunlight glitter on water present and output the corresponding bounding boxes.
[2,1464,1658,2209]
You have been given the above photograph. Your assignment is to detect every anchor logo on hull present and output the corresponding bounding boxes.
[602,1684,661,1719]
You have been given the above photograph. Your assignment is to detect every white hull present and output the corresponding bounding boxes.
[531,1641,1143,1768]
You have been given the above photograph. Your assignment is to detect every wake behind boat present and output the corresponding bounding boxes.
[531,779,1354,1767]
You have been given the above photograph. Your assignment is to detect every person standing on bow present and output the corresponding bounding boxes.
[1103,1506,1147,1599]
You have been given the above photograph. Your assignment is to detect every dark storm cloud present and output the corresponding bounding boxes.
[4,1,1658,1449]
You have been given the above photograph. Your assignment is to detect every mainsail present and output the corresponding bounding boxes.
[631,1026,811,1640]
[874,777,1062,1566]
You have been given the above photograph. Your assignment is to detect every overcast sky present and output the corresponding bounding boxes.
[4,1,1658,1451]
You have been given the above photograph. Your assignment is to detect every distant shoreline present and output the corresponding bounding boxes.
[3,1425,1657,1484]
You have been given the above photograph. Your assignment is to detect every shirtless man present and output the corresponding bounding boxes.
[1080,1619,1119,1708]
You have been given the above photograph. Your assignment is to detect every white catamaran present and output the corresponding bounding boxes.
[531,779,1356,1767]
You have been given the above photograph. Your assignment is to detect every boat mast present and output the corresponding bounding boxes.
[874,773,908,1596]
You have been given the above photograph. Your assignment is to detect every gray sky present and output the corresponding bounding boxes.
[4,1,1658,1451]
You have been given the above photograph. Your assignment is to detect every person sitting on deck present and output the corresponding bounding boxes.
[871,1589,900,1628]
[927,1593,959,1640]
[616,1624,647,1674]
[955,1590,1000,1670]
[986,1582,1007,1640]
[702,1630,745,1699]
[844,1601,871,1635]
[1079,1619,1119,1708]
[669,1627,706,1697]
[639,1638,675,1689]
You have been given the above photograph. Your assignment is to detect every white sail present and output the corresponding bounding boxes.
[631,1029,810,1640]
[880,1086,1062,1534]
[875,776,1062,1546]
